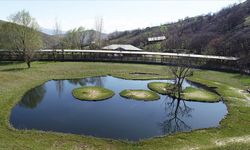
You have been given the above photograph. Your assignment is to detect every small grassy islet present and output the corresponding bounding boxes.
[72,86,114,101]
[119,89,160,101]
[148,82,175,95]
[182,87,221,102]
[148,82,220,102]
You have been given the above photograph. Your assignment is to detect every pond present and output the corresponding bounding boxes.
[10,76,227,141]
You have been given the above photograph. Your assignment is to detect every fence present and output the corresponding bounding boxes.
[0,49,241,72]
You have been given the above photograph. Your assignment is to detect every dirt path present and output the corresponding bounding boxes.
[211,87,250,148]
[227,87,250,105]
[214,135,250,146]
[239,89,250,102]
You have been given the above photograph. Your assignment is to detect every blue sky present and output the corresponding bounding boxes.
[0,0,244,33]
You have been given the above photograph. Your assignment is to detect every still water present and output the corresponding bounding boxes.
[10,76,227,141]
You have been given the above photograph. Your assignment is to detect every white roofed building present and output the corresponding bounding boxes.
[102,44,142,51]
[148,36,166,42]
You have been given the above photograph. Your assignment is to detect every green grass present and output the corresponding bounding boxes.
[119,89,160,101]
[182,87,221,102]
[147,82,175,95]
[0,61,250,149]
[72,86,114,101]
[148,82,220,102]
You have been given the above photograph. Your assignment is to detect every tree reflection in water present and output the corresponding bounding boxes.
[160,96,192,134]
[55,80,64,97]
[160,73,193,134]
[68,77,104,87]
[18,85,46,109]
[159,63,195,134]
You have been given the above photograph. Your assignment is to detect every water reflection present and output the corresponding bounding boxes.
[19,77,105,108]
[18,85,46,109]
[11,76,227,141]
[68,77,104,86]
[160,76,193,134]
[160,97,192,134]
[55,80,64,97]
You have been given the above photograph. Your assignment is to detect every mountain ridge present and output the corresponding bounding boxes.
[0,0,249,57]
[107,0,250,57]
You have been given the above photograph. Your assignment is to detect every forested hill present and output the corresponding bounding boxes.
[0,1,249,57]
[108,0,250,57]
[0,19,56,49]
[0,19,108,49]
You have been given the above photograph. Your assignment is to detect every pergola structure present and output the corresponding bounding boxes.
[0,49,239,72]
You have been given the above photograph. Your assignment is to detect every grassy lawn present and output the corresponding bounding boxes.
[0,61,250,149]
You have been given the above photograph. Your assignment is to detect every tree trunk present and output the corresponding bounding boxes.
[54,51,56,62]
[26,61,30,68]
[62,49,64,61]
[27,61,31,68]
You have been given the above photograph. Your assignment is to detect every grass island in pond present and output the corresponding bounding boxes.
[119,89,160,101]
[10,75,227,141]
[1,62,250,149]
[148,82,220,102]
[182,87,221,102]
[148,82,175,95]
[72,86,114,101]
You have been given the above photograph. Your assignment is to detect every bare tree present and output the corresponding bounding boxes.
[3,10,42,68]
[238,53,250,74]
[64,27,85,49]
[168,58,193,97]
[0,24,3,49]
[52,18,62,61]
[76,27,85,49]
[160,68,193,134]
[94,16,104,48]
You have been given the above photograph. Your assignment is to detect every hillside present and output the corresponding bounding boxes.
[0,19,109,49]
[0,19,55,49]
[1,0,249,56]
[108,0,250,57]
